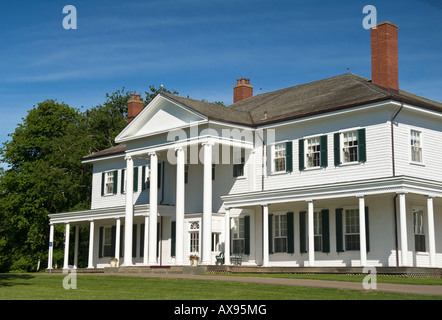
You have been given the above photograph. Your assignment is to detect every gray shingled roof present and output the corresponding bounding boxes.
[82,73,442,161]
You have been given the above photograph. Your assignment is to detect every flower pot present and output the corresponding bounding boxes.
[190,259,198,266]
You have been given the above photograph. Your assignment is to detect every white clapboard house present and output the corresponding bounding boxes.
[48,22,442,270]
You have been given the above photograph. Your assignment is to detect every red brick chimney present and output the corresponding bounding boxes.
[233,78,253,103]
[127,93,143,123]
[371,21,399,92]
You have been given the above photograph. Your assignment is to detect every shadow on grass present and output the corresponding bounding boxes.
[0,274,35,287]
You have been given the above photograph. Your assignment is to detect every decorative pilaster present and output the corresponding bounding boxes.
[63,223,70,269]
[148,152,158,265]
[175,147,185,265]
[224,208,231,265]
[262,204,269,267]
[427,196,436,267]
[358,196,367,266]
[398,193,408,266]
[88,220,95,268]
[307,201,315,267]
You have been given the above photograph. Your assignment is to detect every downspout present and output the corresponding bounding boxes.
[391,102,403,266]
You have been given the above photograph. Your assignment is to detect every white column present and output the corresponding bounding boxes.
[201,142,213,265]
[143,216,149,265]
[307,201,315,267]
[115,218,121,264]
[262,204,269,267]
[63,223,70,269]
[399,193,408,266]
[123,155,134,266]
[224,208,231,265]
[427,196,436,268]
[88,220,95,268]
[175,147,185,265]
[47,224,54,270]
[149,152,158,265]
[73,225,79,269]
[358,196,367,267]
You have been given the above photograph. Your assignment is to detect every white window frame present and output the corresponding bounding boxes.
[410,129,423,164]
[341,130,359,164]
[313,211,322,252]
[232,217,245,254]
[211,232,221,252]
[103,226,113,257]
[233,148,245,178]
[306,137,321,168]
[271,142,287,174]
[273,213,287,253]
[412,207,426,252]
[104,171,115,196]
[189,221,200,254]
[344,208,360,251]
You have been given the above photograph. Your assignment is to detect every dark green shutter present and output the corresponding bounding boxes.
[132,224,137,258]
[320,135,328,168]
[99,226,104,258]
[336,208,344,252]
[299,211,307,253]
[298,139,305,171]
[113,170,118,194]
[158,162,162,188]
[171,221,176,257]
[121,169,125,194]
[321,209,330,253]
[111,226,116,257]
[358,128,366,163]
[285,141,293,172]
[133,167,138,192]
[101,172,105,196]
[268,214,273,254]
[142,166,146,190]
[365,206,370,252]
[334,133,341,166]
[287,212,294,254]
[244,216,250,255]
[140,224,145,258]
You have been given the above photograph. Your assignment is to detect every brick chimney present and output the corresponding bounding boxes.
[371,21,399,92]
[127,93,143,123]
[233,78,253,103]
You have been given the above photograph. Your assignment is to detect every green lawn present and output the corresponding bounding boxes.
[0,273,441,300]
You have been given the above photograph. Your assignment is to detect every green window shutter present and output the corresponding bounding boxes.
[244,216,250,255]
[140,223,145,258]
[321,209,330,253]
[113,170,118,194]
[121,169,125,194]
[111,226,116,257]
[132,224,137,258]
[299,211,307,253]
[133,167,139,192]
[268,214,273,254]
[336,208,344,252]
[101,172,105,196]
[285,141,293,172]
[320,135,328,168]
[287,212,294,254]
[99,226,103,258]
[358,128,366,163]
[171,221,176,257]
[334,133,341,166]
[158,162,162,188]
[298,139,305,171]
[142,166,146,190]
[365,206,370,252]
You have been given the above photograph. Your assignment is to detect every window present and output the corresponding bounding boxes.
[343,131,359,163]
[233,149,245,177]
[102,171,117,196]
[232,217,244,254]
[413,209,426,252]
[189,221,200,253]
[185,165,189,184]
[274,214,287,253]
[411,130,422,163]
[314,211,322,251]
[306,137,321,168]
[212,233,220,252]
[334,129,366,166]
[273,143,286,173]
[103,226,113,257]
[345,209,360,250]
[212,164,216,180]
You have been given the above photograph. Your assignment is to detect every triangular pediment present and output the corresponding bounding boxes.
[116,95,207,143]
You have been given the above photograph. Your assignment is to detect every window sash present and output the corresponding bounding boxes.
[342,131,358,163]
[273,143,286,173]
[274,214,287,252]
[345,209,360,250]
[103,227,113,257]
[314,211,322,251]
[105,172,114,195]
[411,130,422,163]
[189,232,199,253]
[306,138,321,168]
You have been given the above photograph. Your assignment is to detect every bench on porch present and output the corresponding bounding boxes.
[216,252,225,265]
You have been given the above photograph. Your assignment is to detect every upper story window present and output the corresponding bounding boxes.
[101,170,118,196]
[299,135,327,170]
[306,138,321,168]
[334,128,366,166]
[233,149,245,177]
[273,143,286,173]
[410,130,423,163]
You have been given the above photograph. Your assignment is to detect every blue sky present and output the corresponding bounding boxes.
[0,0,441,167]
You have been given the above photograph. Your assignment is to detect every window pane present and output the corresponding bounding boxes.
[307,138,321,168]
[105,172,114,194]
[273,143,286,172]
[343,131,358,163]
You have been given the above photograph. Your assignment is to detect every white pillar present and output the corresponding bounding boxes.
[115,218,121,264]
[143,216,149,265]
[63,223,70,269]
[262,204,269,267]
[224,208,231,265]
[399,193,408,266]
[149,152,158,265]
[201,142,213,265]
[427,196,436,268]
[48,224,54,270]
[74,225,79,269]
[88,220,95,268]
[175,147,185,265]
[358,196,367,267]
[307,201,315,267]
[123,155,134,266]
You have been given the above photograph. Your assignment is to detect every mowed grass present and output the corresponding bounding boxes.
[0,273,441,300]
